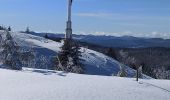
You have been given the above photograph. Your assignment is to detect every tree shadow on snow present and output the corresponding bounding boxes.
[30,69,68,77]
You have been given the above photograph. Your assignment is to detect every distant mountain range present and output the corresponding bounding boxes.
[23,32,170,48]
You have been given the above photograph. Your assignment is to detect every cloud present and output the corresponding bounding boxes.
[73,12,114,19]
[74,12,170,21]
[74,31,170,39]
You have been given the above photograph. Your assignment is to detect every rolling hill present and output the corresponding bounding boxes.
[0,30,140,77]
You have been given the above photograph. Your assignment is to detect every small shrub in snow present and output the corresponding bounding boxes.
[117,64,127,77]
[37,55,49,69]
[20,47,36,68]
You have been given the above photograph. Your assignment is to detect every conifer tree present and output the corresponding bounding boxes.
[26,27,30,33]
[0,26,5,30]
[0,30,22,70]
[56,39,84,74]
[107,48,117,60]
[8,26,11,31]
[44,33,48,39]
[0,26,3,30]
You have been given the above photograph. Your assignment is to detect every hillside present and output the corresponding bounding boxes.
[0,30,140,77]
[0,68,169,100]
[19,32,170,79]
[28,32,170,79]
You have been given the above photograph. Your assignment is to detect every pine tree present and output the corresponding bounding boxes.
[0,30,22,70]
[55,39,84,74]
[70,41,84,73]
[8,26,11,31]
[107,48,117,60]
[56,39,71,71]
[0,26,5,30]
[44,33,48,39]
[0,26,3,30]
[26,27,30,33]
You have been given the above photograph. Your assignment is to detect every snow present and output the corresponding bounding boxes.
[11,31,62,52]
[0,68,169,100]
[0,31,150,77]
[0,31,169,100]
[9,32,135,77]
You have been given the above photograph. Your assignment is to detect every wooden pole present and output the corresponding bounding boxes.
[136,67,139,81]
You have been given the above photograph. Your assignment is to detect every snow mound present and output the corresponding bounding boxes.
[0,68,169,100]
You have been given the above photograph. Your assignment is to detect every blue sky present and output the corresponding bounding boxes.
[0,0,170,38]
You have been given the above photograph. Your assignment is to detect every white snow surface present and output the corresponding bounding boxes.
[0,68,169,100]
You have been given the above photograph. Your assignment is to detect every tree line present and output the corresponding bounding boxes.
[0,25,11,31]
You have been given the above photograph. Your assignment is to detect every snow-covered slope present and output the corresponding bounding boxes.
[0,31,144,77]
[0,68,169,100]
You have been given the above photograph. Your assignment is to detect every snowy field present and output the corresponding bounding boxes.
[0,68,169,100]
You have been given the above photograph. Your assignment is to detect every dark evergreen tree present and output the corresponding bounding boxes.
[8,26,11,31]
[56,39,71,71]
[0,26,3,30]
[26,27,30,33]
[70,41,84,73]
[55,39,84,74]
[44,33,48,39]
[0,26,5,30]
[141,62,152,77]
[107,48,117,60]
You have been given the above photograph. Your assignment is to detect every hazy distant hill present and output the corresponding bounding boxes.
[24,32,170,48]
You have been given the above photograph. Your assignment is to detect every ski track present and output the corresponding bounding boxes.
[139,81,170,93]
